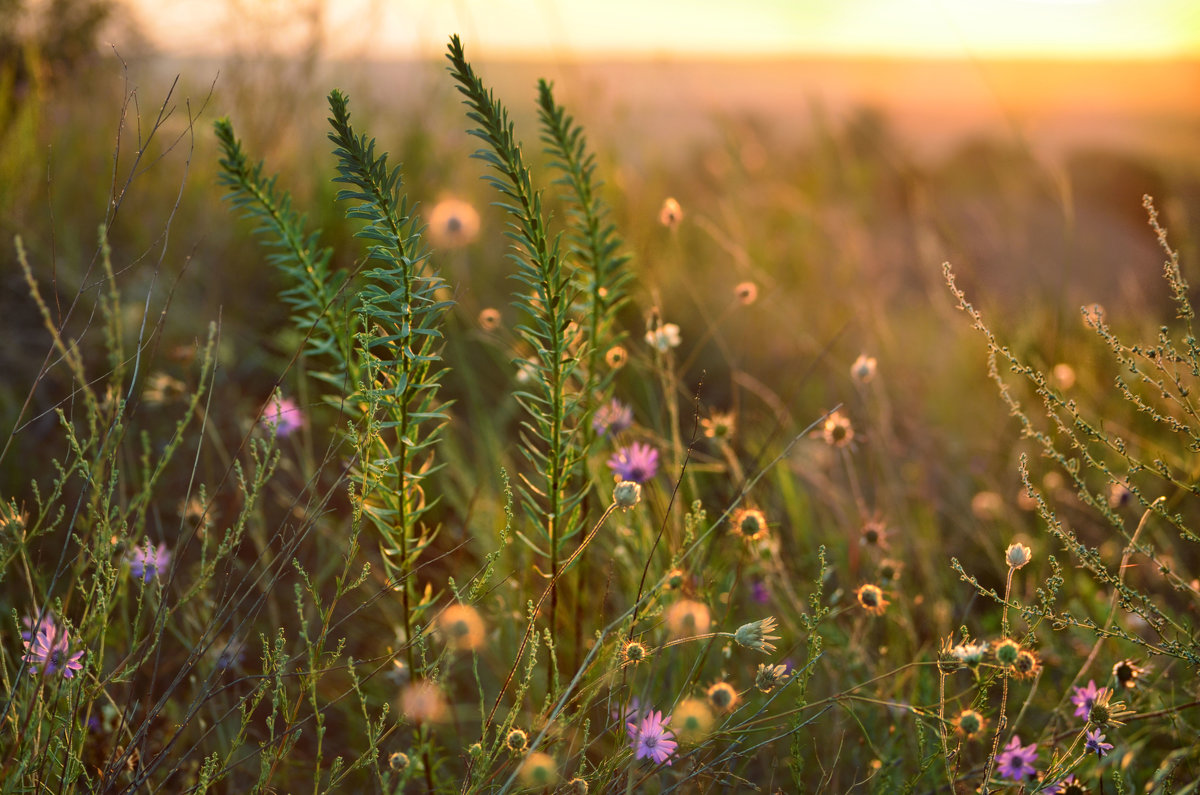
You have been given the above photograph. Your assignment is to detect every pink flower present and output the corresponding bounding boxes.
[627,709,677,765]
[607,442,659,483]
[263,396,305,437]
[22,614,84,678]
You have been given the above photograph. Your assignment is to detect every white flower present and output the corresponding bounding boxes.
[645,323,681,353]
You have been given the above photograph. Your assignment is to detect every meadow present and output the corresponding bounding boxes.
[1,32,1199,794]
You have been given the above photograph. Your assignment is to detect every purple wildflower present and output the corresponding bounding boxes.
[607,442,659,483]
[1042,774,1083,794]
[22,615,84,679]
[1085,728,1113,758]
[751,579,770,604]
[996,735,1038,780]
[129,540,171,583]
[593,399,634,437]
[612,696,643,724]
[1071,680,1102,719]
[263,395,305,437]
[627,709,677,765]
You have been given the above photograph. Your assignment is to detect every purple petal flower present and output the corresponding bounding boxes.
[1042,774,1082,794]
[751,579,770,604]
[263,396,305,437]
[1071,680,1102,719]
[607,442,659,483]
[1085,728,1113,758]
[593,399,634,437]
[129,541,171,583]
[995,734,1038,780]
[22,614,84,679]
[627,709,677,765]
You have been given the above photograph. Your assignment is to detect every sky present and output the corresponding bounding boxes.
[126,0,1200,60]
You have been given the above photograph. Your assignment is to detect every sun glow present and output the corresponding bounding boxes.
[128,0,1200,60]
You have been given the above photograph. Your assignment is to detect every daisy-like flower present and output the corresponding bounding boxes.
[262,395,305,437]
[951,639,989,670]
[706,680,739,713]
[477,307,502,331]
[436,603,486,652]
[859,519,890,549]
[388,751,410,771]
[1112,658,1146,689]
[645,322,682,353]
[1084,728,1113,758]
[426,197,481,249]
[850,354,877,384]
[1005,541,1033,570]
[1071,680,1102,719]
[1087,688,1130,728]
[504,728,528,754]
[593,399,634,437]
[994,637,1022,668]
[627,709,677,765]
[854,584,889,615]
[820,411,854,447]
[1013,649,1041,679]
[664,599,712,638]
[22,615,84,679]
[605,346,629,369]
[754,662,790,694]
[730,507,769,542]
[128,540,171,583]
[607,443,659,483]
[658,197,683,228]
[701,411,736,440]
[1044,774,1090,795]
[620,640,649,666]
[995,735,1038,780]
[733,616,780,654]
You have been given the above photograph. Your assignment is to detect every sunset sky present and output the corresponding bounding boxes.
[129,0,1200,60]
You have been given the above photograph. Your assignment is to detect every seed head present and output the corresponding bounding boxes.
[505,728,528,754]
[1112,658,1147,689]
[605,346,629,369]
[1087,688,1130,728]
[954,709,986,739]
[477,307,501,331]
[388,751,410,771]
[437,603,486,652]
[733,616,780,654]
[1005,541,1033,570]
[754,662,789,694]
[850,354,877,384]
[705,680,740,713]
[621,640,649,665]
[1012,648,1041,679]
[664,599,712,638]
[731,508,769,542]
[821,411,854,447]
[854,584,889,615]
[518,751,558,788]
[669,698,715,743]
[613,480,643,510]
[993,638,1021,668]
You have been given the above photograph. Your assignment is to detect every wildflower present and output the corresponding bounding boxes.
[1013,649,1041,679]
[388,751,410,771]
[627,709,677,765]
[477,307,501,331]
[850,354,877,384]
[612,480,642,510]
[751,579,770,603]
[1051,362,1077,390]
[1087,688,1129,728]
[700,411,736,440]
[607,443,659,483]
[658,197,683,228]
[593,399,634,436]
[605,345,629,369]
[664,599,712,638]
[754,662,789,693]
[706,680,739,713]
[518,752,558,788]
[663,568,686,590]
[128,541,171,583]
[1043,774,1090,795]
[426,197,481,249]
[951,639,989,670]
[399,681,447,723]
[566,777,589,794]
[669,698,714,743]
[877,558,904,585]
[612,696,643,724]
[730,507,768,542]
[1071,680,1102,719]
[1112,658,1146,689]
[262,395,305,437]
[1084,728,1113,758]
[645,322,682,353]
[22,615,84,679]
[734,281,758,305]
[994,638,1022,668]
[436,603,485,652]
[620,640,649,665]
[954,709,985,739]
[995,734,1038,780]
[1005,541,1033,570]
[733,616,780,654]
[820,410,854,447]
[503,727,529,754]
[854,584,889,616]
[859,519,890,549]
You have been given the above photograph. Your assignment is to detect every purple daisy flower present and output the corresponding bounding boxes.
[607,442,659,483]
[1071,680,1102,719]
[263,395,305,437]
[1042,774,1082,794]
[129,540,171,583]
[593,399,634,437]
[22,615,84,679]
[1085,728,1113,758]
[627,709,677,765]
[995,734,1038,780]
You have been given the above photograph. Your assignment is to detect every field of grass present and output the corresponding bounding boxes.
[2,36,1199,793]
